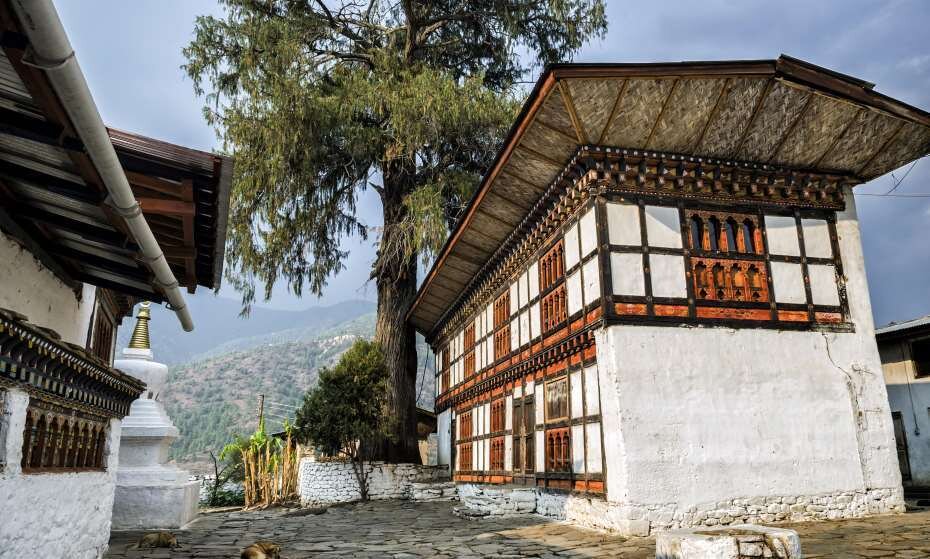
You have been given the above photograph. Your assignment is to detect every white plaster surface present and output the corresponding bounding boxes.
[0,230,95,346]
[764,215,800,256]
[564,223,580,269]
[802,218,833,259]
[437,410,451,467]
[567,270,583,315]
[610,252,645,296]
[770,261,806,303]
[582,257,600,306]
[0,388,122,559]
[298,461,447,504]
[579,207,598,256]
[645,205,682,248]
[650,254,687,298]
[808,264,840,306]
[607,202,641,245]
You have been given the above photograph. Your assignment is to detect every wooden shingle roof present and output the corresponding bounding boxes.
[409,55,930,336]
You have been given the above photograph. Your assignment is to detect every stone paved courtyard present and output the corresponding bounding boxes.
[105,501,930,558]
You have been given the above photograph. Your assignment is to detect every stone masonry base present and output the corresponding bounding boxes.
[297,460,448,505]
[457,483,905,536]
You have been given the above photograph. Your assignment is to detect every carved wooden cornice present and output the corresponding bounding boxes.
[0,308,145,418]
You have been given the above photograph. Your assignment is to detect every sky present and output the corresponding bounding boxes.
[57,0,929,327]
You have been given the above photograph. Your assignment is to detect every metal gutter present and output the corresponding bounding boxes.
[11,0,193,330]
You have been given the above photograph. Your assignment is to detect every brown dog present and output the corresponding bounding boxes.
[240,540,281,559]
[129,531,179,549]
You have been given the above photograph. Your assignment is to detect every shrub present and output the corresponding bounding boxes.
[294,339,392,499]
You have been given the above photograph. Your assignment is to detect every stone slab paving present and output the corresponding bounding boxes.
[105,501,930,558]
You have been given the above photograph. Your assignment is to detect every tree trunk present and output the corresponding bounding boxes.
[371,164,421,463]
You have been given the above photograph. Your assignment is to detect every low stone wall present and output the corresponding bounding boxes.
[297,459,447,505]
[455,483,905,536]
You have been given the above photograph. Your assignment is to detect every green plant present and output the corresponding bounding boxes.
[294,340,392,500]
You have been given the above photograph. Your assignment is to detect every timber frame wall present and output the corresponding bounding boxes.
[432,145,855,497]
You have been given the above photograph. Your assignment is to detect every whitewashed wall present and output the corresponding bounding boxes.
[0,388,122,558]
[881,339,930,485]
[0,231,96,346]
[595,188,903,534]
[297,460,446,504]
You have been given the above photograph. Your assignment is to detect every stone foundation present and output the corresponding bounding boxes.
[455,483,904,536]
[411,481,458,501]
[656,525,801,559]
[297,460,447,505]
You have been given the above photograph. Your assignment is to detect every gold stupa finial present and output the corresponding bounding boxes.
[128,302,152,349]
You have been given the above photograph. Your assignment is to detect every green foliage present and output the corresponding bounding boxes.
[294,340,392,459]
[183,0,608,308]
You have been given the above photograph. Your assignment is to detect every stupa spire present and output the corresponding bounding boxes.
[128,302,152,349]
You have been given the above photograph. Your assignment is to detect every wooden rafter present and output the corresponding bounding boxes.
[557,80,588,144]
[598,79,628,145]
[691,78,731,153]
[812,107,862,169]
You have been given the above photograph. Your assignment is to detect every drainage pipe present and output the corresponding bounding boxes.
[12,0,193,331]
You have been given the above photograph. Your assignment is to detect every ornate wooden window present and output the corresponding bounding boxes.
[493,291,510,360]
[463,322,476,378]
[512,397,535,474]
[459,411,473,440]
[539,240,565,291]
[689,211,762,254]
[541,285,567,333]
[458,443,473,471]
[89,309,115,363]
[687,210,769,303]
[545,377,569,422]
[20,399,108,473]
[490,398,505,433]
[440,346,450,393]
[545,427,570,472]
[490,437,505,471]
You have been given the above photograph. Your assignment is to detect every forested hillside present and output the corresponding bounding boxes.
[154,312,435,468]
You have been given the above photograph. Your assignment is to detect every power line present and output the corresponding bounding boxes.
[855,192,930,198]
[885,160,919,194]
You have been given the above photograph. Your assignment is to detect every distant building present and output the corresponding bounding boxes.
[0,1,231,557]
[409,56,929,535]
[877,316,930,488]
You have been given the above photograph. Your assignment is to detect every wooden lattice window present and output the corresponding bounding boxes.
[539,240,565,291]
[512,397,535,473]
[689,211,762,254]
[490,437,505,471]
[490,399,505,433]
[545,427,571,472]
[493,291,511,360]
[441,346,450,393]
[21,399,108,473]
[687,210,770,304]
[692,259,769,303]
[541,285,567,333]
[459,411,473,440]
[459,443,473,472]
[464,322,476,377]
[545,377,569,422]
[89,309,115,363]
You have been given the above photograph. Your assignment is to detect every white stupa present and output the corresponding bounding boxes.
[111,302,199,529]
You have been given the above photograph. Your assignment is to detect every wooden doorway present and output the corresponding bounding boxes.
[892,411,912,483]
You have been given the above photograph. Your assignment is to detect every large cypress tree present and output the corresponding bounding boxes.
[184,0,607,462]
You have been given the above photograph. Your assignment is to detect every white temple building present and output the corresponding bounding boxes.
[111,303,199,529]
